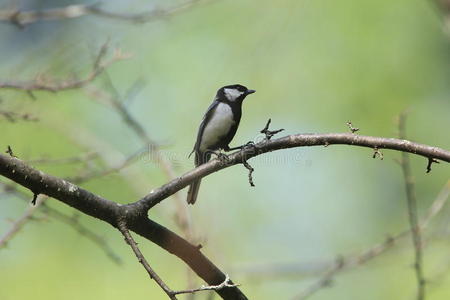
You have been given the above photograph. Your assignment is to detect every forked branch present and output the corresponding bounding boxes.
[0,128,449,300]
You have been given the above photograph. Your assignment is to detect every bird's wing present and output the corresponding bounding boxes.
[190,100,219,165]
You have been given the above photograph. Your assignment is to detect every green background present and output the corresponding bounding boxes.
[1,0,450,299]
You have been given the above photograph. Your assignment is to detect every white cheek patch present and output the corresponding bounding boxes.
[224,88,244,101]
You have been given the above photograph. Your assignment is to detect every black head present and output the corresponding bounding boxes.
[216,84,256,103]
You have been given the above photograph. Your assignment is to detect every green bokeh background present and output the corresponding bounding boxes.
[1,0,450,299]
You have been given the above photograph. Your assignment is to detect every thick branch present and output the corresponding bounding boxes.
[0,154,247,300]
[133,133,450,210]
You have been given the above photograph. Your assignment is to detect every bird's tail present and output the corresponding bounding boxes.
[186,151,210,205]
[187,179,202,205]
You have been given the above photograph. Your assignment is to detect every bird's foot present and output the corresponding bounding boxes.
[210,150,231,163]
[243,141,256,149]
[226,141,256,152]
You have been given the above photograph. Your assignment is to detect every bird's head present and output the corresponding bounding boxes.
[217,84,256,103]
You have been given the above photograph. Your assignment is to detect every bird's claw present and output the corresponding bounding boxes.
[242,141,257,152]
[211,151,230,163]
[244,141,255,147]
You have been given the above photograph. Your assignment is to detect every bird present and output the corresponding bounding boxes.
[187,84,256,205]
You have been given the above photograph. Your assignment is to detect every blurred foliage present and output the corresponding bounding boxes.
[1,0,450,299]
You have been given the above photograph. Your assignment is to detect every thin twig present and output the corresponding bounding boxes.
[292,182,449,300]
[0,110,38,122]
[173,274,240,295]
[27,152,98,165]
[242,159,255,187]
[0,43,128,93]
[420,182,450,229]
[66,149,141,183]
[426,158,439,173]
[117,220,178,300]
[0,182,122,264]
[372,146,384,160]
[421,182,450,291]
[260,118,284,140]
[346,121,359,133]
[44,207,122,264]
[31,193,38,205]
[5,146,16,157]
[399,112,426,300]
[0,0,208,27]
[119,219,241,298]
[0,195,44,248]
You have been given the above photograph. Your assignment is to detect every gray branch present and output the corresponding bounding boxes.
[1,132,449,299]
[134,133,450,211]
[0,153,247,300]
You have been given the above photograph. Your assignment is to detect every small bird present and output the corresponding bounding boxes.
[187,84,256,204]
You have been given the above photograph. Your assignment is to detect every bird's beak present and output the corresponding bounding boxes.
[246,89,256,95]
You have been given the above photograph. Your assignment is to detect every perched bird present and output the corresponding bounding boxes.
[187,84,256,204]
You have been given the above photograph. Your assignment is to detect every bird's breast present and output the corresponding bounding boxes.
[199,103,235,152]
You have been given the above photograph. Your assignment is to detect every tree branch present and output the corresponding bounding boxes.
[0,0,208,28]
[0,194,44,248]
[173,274,240,295]
[133,132,450,211]
[0,43,127,93]
[117,219,177,300]
[86,75,199,290]
[119,216,241,300]
[0,110,38,122]
[84,82,196,242]
[0,131,448,299]
[27,152,98,165]
[1,182,122,263]
[292,182,450,300]
[398,113,426,300]
[0,153,247,300]
[66,148,141,183]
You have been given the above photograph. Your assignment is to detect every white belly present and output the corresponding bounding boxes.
[199,103,234,152]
